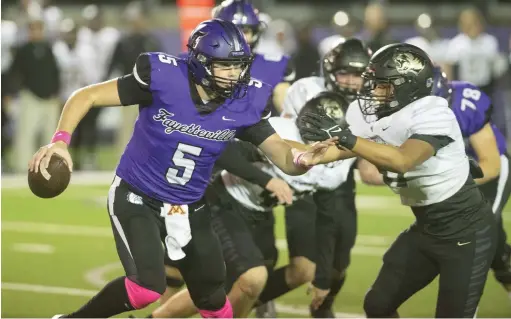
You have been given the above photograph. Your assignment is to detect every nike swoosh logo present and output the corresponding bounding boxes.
[457,241,471,246]
[222,116,235,121]
[382,126,390,131]
[195,204,205,212]
[330,128,342,133]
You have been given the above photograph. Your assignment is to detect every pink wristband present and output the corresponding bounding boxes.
[51,131,71,145]
[293,151,312,170]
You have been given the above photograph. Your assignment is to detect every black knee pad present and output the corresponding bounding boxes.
[166,276,185,289]
[194,285,227,311]
[364,288,398,317]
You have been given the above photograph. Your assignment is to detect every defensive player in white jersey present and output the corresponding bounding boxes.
[282,38,372,118]
[144,92,358,318]
[277,39,383,317]
[298,43,497,317]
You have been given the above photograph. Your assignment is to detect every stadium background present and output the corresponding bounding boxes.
[2,0,511,317]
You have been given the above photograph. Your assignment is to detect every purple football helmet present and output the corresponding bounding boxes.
[431,66,452,100]
[212,0,264,48]
[187,18,253,99]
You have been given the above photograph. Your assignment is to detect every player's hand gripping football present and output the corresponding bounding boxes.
[29,141,74,174]
[298,112,357,150]
[307,283,330,311]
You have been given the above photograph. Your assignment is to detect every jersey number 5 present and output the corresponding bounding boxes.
[158,54,177,66]
[461,88,481,111]
[166,143,202,185]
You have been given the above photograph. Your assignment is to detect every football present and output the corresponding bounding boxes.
[28,154,71,198]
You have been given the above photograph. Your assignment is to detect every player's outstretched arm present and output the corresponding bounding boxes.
[257,134,333,176]
[469,123,501,184]
[284,138,355,164]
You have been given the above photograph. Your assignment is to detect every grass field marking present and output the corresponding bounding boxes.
[2,221,390,257]
[11,243,55,254]
[4,172,510,216]
[2,171,115,189]
[2,221,112,237]
[1,282,96,297]
[84,262,123,288]
[1,281,365,318]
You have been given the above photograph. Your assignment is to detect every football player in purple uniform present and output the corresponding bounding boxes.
[29,19,329,319]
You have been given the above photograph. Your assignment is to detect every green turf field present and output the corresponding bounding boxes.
[2,179,511,318]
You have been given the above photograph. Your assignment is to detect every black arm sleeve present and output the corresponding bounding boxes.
[116,53,153,106]
[236,103,276,146]
[215,141,273,188]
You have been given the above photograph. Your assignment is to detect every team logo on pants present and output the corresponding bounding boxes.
[168,205,186,215]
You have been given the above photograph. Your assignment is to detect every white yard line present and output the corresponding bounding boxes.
[11,243,55,254]
[2,282,96,297]
[1,281,365,318]
[2,171,115,189]
[4,172,510,217]
[2,221,390,257]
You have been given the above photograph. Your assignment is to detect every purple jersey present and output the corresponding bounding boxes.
[116,52,273,204]
[450,81,507,157]
[251,53,294,88]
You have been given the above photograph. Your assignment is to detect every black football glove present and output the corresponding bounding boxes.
[298,112,357,150]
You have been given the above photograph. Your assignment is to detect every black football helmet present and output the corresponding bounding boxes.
[357,43,434,121]
[322,38,372,102]
[296,91,350,143]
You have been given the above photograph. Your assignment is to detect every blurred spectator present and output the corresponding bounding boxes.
[74,5,121,169]
[77,4,120,83]
[443,7,508,97]
[2,19,18,172]
[9,18,60,173]
[361,2,394,53]
[404,13,450,65]
[318,11,359,57]
[254,19,296,57]
[289,23,319,80]
[53,18,98,170]
[54,19,96,103]
[107,1,161,155]
[17,0,63,42]
[106,1,161,77]
[41,0,63,41]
